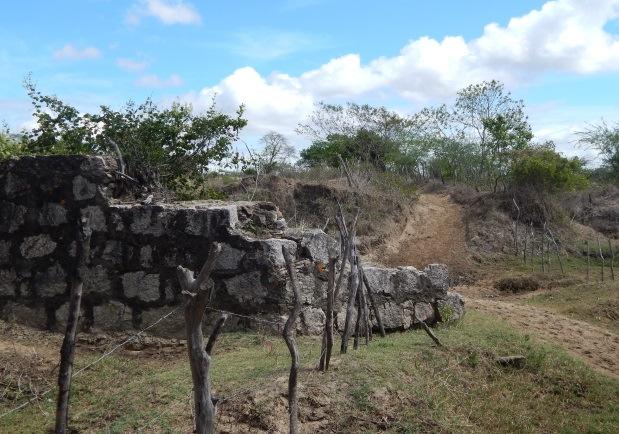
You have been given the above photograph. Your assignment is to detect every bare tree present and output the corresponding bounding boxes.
[176,243,225,434]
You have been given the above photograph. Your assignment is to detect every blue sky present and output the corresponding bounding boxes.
[2,0,619,161]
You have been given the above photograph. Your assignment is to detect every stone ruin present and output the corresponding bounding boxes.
[0,155,464,337]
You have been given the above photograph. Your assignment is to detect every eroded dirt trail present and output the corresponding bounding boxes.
[377,193,470,272]
[466,296,619,378]
[383,193,619,378]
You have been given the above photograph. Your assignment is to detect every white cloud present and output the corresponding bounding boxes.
[53,44,101,60]
[184,0,619,142]
[231,29,328,60]
[136,73,183,87]
[116,57,149,72]
[127,0,201,26]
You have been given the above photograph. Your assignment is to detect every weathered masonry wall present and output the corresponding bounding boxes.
[0,155,463,337]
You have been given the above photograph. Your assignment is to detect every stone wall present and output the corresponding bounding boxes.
[0,155,463,336]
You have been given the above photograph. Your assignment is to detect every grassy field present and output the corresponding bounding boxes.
[1,311,617,433]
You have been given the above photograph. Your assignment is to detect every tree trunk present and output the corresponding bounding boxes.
[55,221,91,434]
[176,243,223,434]
[282,246,302,434]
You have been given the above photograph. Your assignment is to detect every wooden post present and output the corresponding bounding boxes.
[360,267,386,338]
[512,197,520,256]
[523,228,528,264]
[340,243,359,354]
[547,229,565,276]
[608,238,615,281]
[586,240,591,281]
[597,236,605,282]
[530,223,535,272]
[540,232,545,273]
[282,246,302,434]
[319,255,337,371]
[176,243,224,434]
[55,221,91,434]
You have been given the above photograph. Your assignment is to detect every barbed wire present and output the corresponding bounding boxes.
[0,307,181,420]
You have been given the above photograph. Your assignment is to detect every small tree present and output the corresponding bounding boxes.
[256,131,296,174]
[576,120,619,181]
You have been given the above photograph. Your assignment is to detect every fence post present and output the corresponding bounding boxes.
[608,238,615,281]
[586,240,590,281]
[176,243,223,434]
[282,246,302,434]
[597,236,605,282]
[55,221,91,434]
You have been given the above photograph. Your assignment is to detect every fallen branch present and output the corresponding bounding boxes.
[420,321,442,347]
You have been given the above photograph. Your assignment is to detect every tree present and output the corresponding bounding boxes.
[21,79,247,187]
[0,126,25,161]
[256,131,296,174]
[452,80,533,186]
[576,120,619,181]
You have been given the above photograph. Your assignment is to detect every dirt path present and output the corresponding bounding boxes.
[377,193,470,272]
[465,296,619,378]
[381,193,619,378]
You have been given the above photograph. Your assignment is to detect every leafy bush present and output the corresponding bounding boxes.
[509,145,589,192]
[18,80,247,188]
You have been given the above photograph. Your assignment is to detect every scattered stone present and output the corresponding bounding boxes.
[20,234,57,258]
[496,355,526,368]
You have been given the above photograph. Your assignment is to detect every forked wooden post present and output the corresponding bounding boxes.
[176,243,224,434]
[282,246,302,434]
[55,220,91,434]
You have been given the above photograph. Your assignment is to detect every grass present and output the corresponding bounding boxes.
[1,312,618,433]
[486,253,618,333]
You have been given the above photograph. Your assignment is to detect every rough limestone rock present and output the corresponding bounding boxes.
[33,263,67,297]
[123,272,161,302]
[0,240,10,264]
[437,291,466,322]
[20,234,57,259]
[38,203,68,227]
[93,301,133,331]
[0,269,17,296]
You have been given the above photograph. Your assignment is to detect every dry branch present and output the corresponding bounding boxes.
[282,246,302,434]
[319,256,338,371]
[420,321,442,347]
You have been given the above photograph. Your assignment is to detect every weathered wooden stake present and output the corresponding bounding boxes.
[597,236,605,282]
[512,197,520,256]
[319,256,337,371]
[586,240,591,281]
[359,265,386,338]
[176,243,224,434]
[55,221,91,434]
[608,238,615,281]
[282,246,302,434]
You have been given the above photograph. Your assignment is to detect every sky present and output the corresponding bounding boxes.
[2,0,619,163]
